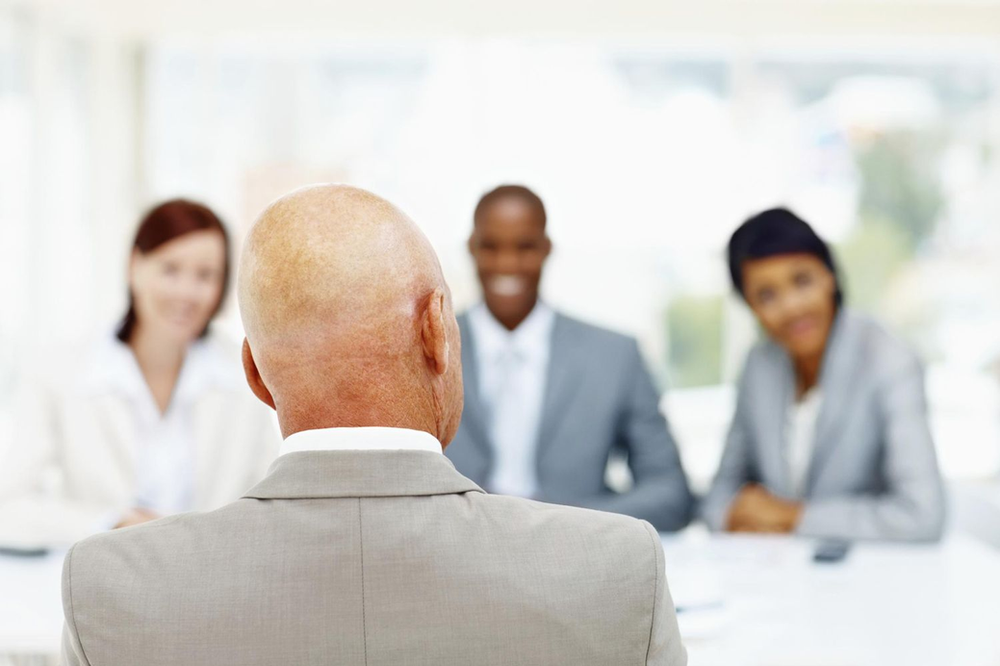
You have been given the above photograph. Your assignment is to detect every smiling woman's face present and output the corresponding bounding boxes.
[741,253,837,361]
[129,230,227,345]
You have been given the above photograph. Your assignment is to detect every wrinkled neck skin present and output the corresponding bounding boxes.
[261,335,445,443]
[273,383,443,443]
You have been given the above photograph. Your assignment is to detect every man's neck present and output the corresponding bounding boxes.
[276,402,441,442]
[487,300,539,332]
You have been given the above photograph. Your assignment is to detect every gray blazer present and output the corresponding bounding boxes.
[61,449,686,665]
[702,309,946,542]
[446,311,693,532]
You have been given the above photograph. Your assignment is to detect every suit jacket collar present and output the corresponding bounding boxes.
[806,308,867,491]
[457,309,581,462]
[467,301,555,365]
[244,449,484,500]
[79,333,242,398]
[761,308,867,496]
[753,343,796,496]
[536,314,583,455]
[457,312,492,454]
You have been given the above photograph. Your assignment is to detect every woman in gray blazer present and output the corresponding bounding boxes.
[702,208,945,542]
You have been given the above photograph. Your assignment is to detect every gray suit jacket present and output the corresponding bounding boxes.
[446,312,693,532]
[702,309,946,542]
[62,449,686,665]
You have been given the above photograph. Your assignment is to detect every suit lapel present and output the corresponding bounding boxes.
[457,313,493,459]
[806,311,862,495]
[756,347,795,497]
[245,449,484,500]
[535,315,582,461]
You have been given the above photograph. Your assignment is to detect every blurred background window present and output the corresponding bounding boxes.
[0,8,30,414]
[3,3,1000,491]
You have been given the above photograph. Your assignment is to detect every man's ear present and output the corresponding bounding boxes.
[541,234,553,260]
[242,338,276,410]
[421,288,450,377]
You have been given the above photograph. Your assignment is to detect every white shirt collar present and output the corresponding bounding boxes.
[468,301,556,362]
[80,332,241,400]
[280,427,443,458]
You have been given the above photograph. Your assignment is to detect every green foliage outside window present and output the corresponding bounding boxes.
[666,295,724,388]
[839,130,945,311]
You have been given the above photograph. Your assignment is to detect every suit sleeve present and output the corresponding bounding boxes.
[0,382,122,548]
[571,340,693,532]
[701,371,754,531]
[797,352,946,542]
[61,545,93,666]
[641,521,687,665]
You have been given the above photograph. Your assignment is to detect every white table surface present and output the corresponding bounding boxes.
[663,529,1000,666]
[0,550,64,658]
[2,532,1000,664]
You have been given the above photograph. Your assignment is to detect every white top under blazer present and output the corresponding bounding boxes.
[0,332,280,548]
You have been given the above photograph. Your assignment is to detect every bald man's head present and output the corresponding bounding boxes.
[238,184,463,444]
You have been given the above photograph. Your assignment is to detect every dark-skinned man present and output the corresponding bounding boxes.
[445,184,693,532]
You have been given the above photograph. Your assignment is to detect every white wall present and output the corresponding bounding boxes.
[15,0,1000,40]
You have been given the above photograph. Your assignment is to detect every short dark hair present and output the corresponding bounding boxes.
[117,199,231,343]
[473,184,547,229]
[727,207,844,306]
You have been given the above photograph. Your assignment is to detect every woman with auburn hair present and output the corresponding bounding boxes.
[0,200,278,548]
[701,208,945,542]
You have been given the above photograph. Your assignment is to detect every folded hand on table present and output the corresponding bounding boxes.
[726,484,802,534]
[114,507,161,529]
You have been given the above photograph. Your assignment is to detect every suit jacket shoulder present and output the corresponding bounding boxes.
[456,495,685,664]
[63,487,680,666]
[547,313,647,385]
[844,311,923,377]
[458,308,638,351]
[472,490,657,552]
[69,494,660,612]
[552,312,637,352]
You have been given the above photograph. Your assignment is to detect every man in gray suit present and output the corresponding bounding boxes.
[60,185,687,665]
[446,185,693,532]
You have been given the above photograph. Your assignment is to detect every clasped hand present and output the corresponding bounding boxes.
[726,484,803,533]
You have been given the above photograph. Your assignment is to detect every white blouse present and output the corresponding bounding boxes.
[786,388,823,499]
[0,332,280,548]
[93,336,225,515]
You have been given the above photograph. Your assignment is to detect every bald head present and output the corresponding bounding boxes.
[238,185,463,444]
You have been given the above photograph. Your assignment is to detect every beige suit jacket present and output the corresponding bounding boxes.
[61,449,686,665]
[0,335,279,548]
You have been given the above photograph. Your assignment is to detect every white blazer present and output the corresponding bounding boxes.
[0,333,280,548]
